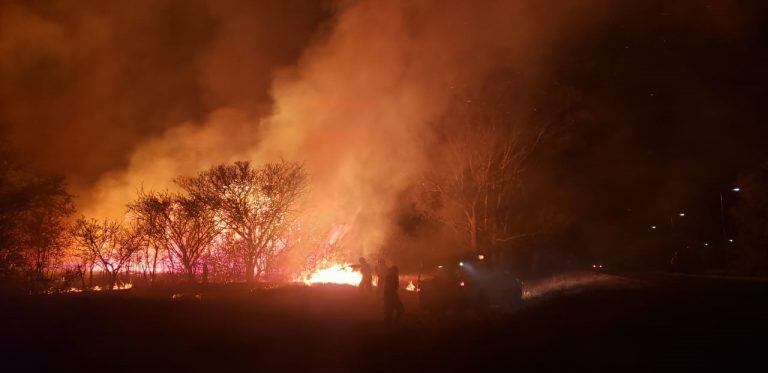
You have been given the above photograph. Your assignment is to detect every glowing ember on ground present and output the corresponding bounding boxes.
[45,287,83,294]
[44,282,134,294]
[405,281,416,291]
[113,282,133,290]
[90,283,132,292]
[297,262,362,286]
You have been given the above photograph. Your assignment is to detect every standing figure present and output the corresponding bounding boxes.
[383,266,405,326]
[356,257,373,292]
[375,258,388,292]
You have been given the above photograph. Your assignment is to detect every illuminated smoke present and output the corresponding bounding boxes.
[81,1,607,261]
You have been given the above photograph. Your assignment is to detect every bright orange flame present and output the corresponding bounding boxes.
[297,262,362,286]
[405,280,416,291]
[91,282,133,291]
[114,282,133,290]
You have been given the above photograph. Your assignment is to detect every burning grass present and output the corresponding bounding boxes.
[45,282,134,294]
[295,261,362,286]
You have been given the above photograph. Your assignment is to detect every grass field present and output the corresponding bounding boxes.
[2,272,766,371]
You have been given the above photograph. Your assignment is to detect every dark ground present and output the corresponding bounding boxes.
[1,273,766,372]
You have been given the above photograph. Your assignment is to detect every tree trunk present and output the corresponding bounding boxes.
[150,248,158,284]
[107,272,117,290]
[186,266,196,284]
[78,265,86,289]
[245,258,255,283]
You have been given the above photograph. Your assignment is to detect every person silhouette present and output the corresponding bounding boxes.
[375,258,388,292]
[356,257,373,292]
[383,266,404,326]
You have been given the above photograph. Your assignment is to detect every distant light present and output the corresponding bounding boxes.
[704,243,709,246]
[438,265,443,269]
[650,225,657,230]
[728,239,734,243]
[478,254,485,260]
[732,187,741,192]
[459,281,465,287]
[592,264,597,269]
[459,262,464,267]
[678,212,686,217]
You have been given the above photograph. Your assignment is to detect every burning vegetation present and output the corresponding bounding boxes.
[0,0,600,293]
[3,1,768,370]
[296,262,361,286]
[1,0,766,295]
[78,160,312,288]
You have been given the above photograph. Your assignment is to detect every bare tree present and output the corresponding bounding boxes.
[132,240,162,285]
[207,229,247,282]
[129,191,219,283]
[178,161,307,282]
[72,241,97,288]
[423,82,579,260]
[72,218,141,289]
[426,120,546,252]
[127,191,167,285]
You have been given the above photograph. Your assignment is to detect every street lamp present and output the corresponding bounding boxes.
[718,187,741,269]
[720,187,741,247]
[670,211,685,228]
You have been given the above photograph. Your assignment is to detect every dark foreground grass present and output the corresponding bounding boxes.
[1,275,766,372]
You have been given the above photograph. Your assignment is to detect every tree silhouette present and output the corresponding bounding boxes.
[179,161,307,282]
[0,151,73,290]
[72,218,141,289]
[129,191,219,283]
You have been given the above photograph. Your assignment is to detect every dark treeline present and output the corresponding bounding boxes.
[0,148,73,292]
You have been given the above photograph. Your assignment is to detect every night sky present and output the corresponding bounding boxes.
[542,1,768,260]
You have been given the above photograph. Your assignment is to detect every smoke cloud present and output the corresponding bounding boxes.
[3,1,608,260]
[82,0,607,257]
[5,1,768,268]
[0,0,325,191]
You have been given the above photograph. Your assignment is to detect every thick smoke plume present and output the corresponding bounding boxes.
[74,1,605,259]
[5,0,767,271]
